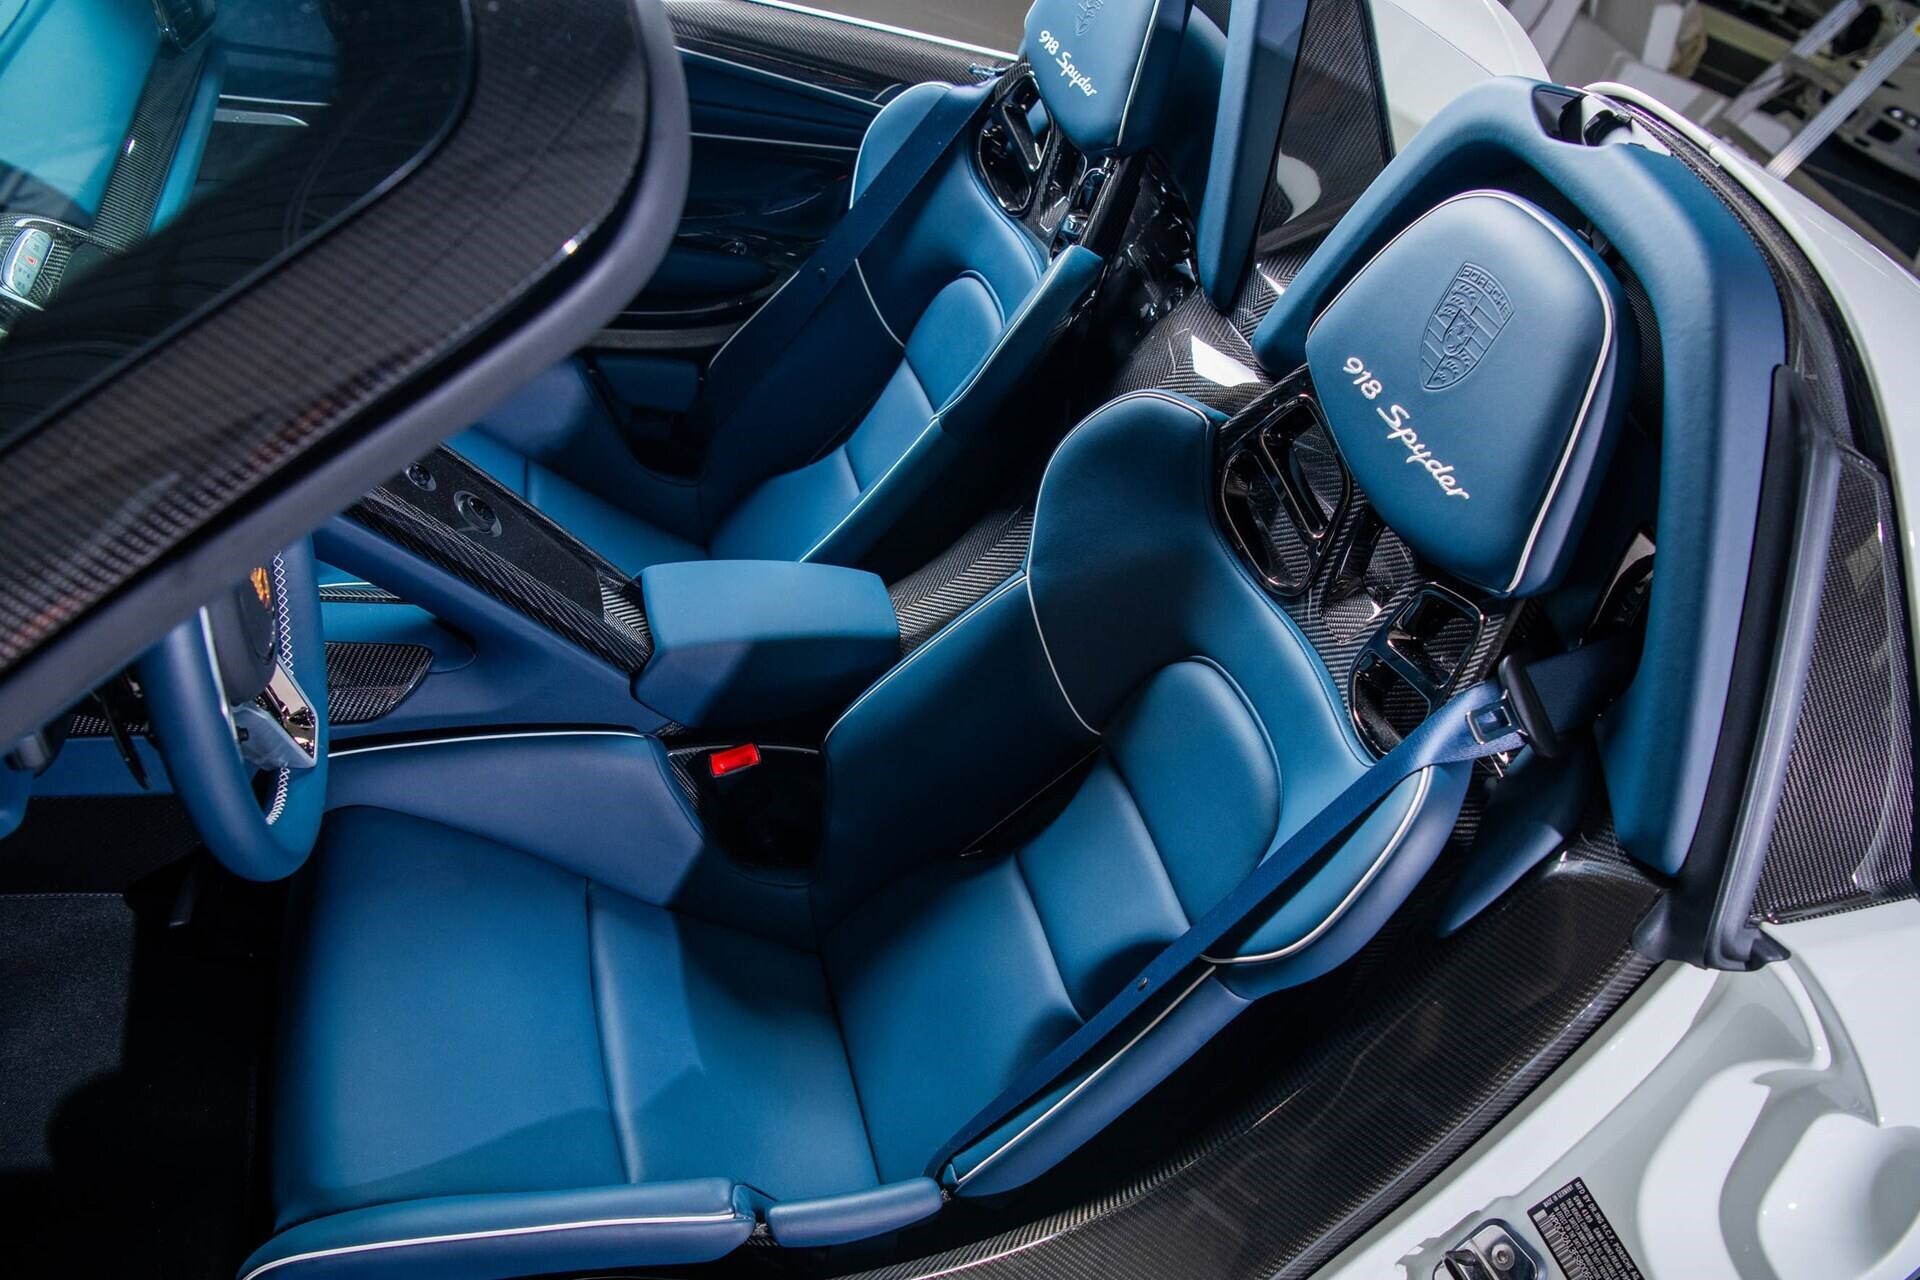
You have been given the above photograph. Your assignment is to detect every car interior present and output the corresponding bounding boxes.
[0,0,1910,1277]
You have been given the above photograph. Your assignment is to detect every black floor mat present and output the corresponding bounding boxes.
[0,882,274,1278]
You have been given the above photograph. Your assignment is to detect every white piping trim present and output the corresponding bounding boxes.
[823,574,1026,743]
[707,262,802,370]
[1113,0,1167,152]
[240,1211,746,1280]
[1304,189,1617,595]
[1205,766,1435,964]
[953,968,1214,1189]
[855,260,904,346]
[1025,575,1096,736]
[707,0,1017,60]
[678,47,883,112]
[331,729,649,759]
[691,130,858,152]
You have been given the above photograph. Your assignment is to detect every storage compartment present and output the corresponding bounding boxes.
[633,561,900,729]
[1218,394,1349,600]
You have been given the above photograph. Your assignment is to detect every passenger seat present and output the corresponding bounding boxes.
[454,0,1199,574]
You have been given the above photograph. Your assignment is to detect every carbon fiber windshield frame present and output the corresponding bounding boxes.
[0,0,689,744]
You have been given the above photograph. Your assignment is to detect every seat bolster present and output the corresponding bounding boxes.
[949,976,1248,1197]
[325,736,709,909]
[853,81,951,202]
[765,1178,945,1247]
[935,245,1102,442]
[1220,760,1475,998]
[239,1180,755,1280]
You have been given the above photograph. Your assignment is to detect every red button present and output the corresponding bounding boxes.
[707,743,761,777]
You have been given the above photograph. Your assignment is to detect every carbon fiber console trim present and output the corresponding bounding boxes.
[347,485,654,674]
[889,508,1033,652]
[317,585,403,605]
[1754,449,1917,920]
[70,641,431,735]
[324,641,433,725]
[668,0,997,100]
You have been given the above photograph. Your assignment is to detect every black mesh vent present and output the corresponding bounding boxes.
[324,641,433,725]
[1754,450,1917,920]
[889,508,1034,652]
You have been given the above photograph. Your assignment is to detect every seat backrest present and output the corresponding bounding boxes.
[810,392,1463,1189]
[695,0,1201,563]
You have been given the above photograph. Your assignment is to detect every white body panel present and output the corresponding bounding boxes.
[1316,903,1920,1279]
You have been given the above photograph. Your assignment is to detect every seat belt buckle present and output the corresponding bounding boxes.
[1486,656,1563,759]
[1468,694,1524,748]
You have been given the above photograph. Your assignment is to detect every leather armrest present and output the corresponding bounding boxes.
[634,560,900,728]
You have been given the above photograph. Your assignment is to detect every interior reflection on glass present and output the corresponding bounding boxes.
[0,0,339,333]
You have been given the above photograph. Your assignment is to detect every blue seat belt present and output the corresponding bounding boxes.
[695,82,993,434]
[924,642,1630,1180]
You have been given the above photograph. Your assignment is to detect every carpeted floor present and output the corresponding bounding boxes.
[0,861,275,1277]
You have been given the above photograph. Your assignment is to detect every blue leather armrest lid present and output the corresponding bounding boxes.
[1023,0,1190,155]
[635,561,900,728]
[1305,192,1629,596]
[764,1177,944,1247]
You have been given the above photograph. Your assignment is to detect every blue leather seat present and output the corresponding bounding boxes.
[254,184,1634,1276]
[451,0,1196,575]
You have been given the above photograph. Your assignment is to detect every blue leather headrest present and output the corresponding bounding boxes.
[1022,0,1190,155]
[1304,192,1631,597]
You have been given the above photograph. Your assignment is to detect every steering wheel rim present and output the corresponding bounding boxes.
[140,539,331,881]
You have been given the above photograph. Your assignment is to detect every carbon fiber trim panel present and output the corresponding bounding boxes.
[1754,449,1917,921]
[347,486,654,673]
[90,44,207,250]
[889,508,1033,652]
[69,641,431,735]
[1252,0,1392,255]
[324,641,433,725]
[317,585,403,605]
[668,0,998,101]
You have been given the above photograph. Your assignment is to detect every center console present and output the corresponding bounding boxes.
[345,446,656,673]
[331,445,903,739]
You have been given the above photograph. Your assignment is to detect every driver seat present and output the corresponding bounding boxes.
[249,190,1630,1279]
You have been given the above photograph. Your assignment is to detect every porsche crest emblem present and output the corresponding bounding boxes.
[250,566,273,611]
[1421,262,1513,391]
[1075,0,1105,35]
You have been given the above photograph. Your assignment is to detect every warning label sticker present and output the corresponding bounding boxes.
[1528,1179,1646,1280]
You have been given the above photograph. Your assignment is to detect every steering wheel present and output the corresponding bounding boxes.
[139,539,331,880]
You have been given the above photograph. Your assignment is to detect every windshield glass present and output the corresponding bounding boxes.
[0,0,469,444]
